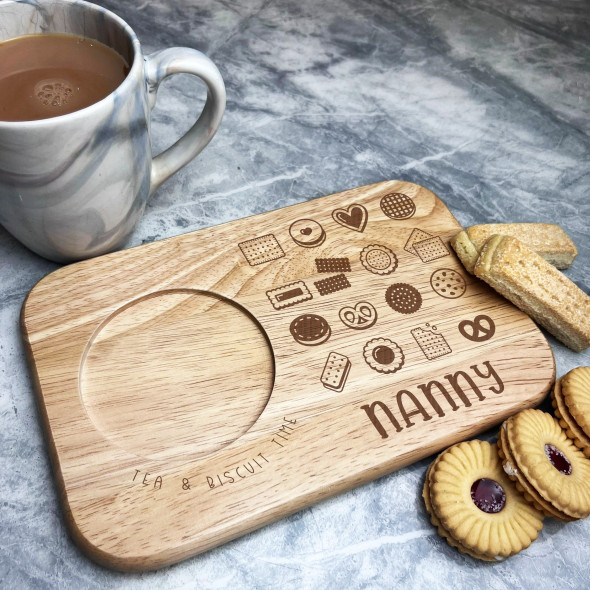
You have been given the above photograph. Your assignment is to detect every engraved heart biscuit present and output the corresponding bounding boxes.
[332,203,368,232]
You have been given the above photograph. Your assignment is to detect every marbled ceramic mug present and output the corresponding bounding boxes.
[0,0,226,262]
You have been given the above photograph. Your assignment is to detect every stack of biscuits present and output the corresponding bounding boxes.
[450,223,590,352]
[424,368,590,560]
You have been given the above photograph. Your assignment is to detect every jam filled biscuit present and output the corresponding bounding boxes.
[290,314,331,346]
[380,193,416,220]
[561,367,590,445]
[385,283,422,314]
[430,268,466,299]
[363,338,404,374]
[425,440,544,560]
[360,244,398,275]
[551,375,590,458]
[289,219,326,248]
[500,409,590,520]
[497,418,575,521]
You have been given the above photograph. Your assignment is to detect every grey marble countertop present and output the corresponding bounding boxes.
[2,0,590,588]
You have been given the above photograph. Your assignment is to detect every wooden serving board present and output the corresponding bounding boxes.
[21,181,555,571]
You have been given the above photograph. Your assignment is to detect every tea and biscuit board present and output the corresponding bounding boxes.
[21,180,555,571]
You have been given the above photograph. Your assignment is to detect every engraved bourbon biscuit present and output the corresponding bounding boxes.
[315,258,351,273]
[314,273,351,296]
[320,352,351,392]
[238,234,285,266]
[266,281,313,310]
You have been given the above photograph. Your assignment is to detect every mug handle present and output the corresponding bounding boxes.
[144,47,226,196]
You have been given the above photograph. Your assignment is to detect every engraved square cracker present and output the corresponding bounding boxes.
[404,228,433,256]
[413,236,450,263]
[238,234,285,266]
[314,273,351,296]
[321,352,351,392]
[315,258,351,273]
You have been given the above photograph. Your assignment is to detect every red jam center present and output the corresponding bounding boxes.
[545,444,572,475]
[470,478,506,513]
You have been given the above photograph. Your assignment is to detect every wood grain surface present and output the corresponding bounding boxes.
[21,181,555,571]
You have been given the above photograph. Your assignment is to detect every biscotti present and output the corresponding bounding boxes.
[474,235,590,352]
[451,223,577,273]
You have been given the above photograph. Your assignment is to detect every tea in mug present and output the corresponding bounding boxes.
[0,33,129,122]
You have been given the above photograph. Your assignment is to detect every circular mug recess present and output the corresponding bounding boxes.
[79,289,274,461]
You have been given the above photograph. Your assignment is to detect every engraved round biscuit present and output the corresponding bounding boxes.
[561,367,590,439]
[385,283,422,314]
[380,192,416,220]
[505,409,590,520]
[289,314,331,346]
[428,440,543,560]
[363,338,404,373]
[289,219,326,248]
[551,378,590,458]
[360,244,398,275]
[430,268,466,299]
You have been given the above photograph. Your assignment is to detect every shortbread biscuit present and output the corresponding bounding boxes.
[427,440,543,560]
[497,419,575,521]
[452,224,577,273]
[505,409,590,520]
[473,235,590,352]
[561,367,590,438]
[551,377,590,458]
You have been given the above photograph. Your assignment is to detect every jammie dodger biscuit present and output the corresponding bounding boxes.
[561,367,590,444]
[425,440,543,560]
[500,409,590,520]
[551,376,590,458]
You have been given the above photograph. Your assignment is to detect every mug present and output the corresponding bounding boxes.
[0,0,226,263]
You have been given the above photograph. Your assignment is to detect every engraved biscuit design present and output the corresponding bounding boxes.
[380,192,416,220]
[413,236,450,263]
[266,281,313,310]
[385,283,422,314]
[290,314,331,346]
[339,301,377,330]
[314,273,351,296]
[321,352,351,392]
[360,244,398,275]
[239,234,285,266]
[363,338,405,374]
[404,228,433,256]
[430,268,466,299]
[289,219,326,248]
[332,203,368,232]
[411,324,452,360]
[315,258,351,273]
